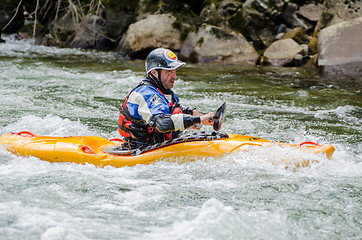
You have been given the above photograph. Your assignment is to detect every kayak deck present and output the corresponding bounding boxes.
[0,131,335,168]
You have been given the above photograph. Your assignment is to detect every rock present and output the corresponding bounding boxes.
[318,17,362,79]
[263,39,304,66]
[276,24,287,35]
[293,53,304,66]
[282,2,314,30]
[133,1,203,45]
[228,6,276,51]
[135,0,202,22]
[294,54,303,61]
[179,23,258,64]
[118,14,182,58]
[242,0,284,20]
[228,0,285,51]
[300,44,308,54]
[313,0,362,37]
[70,14,107,50]
[308,36,318,54]
[200,2,227,28]
[37,33,57,46]
[275,32,284,40]
[282,27,309,44]
[104,0,138,40]
[297,3,322,22]
[304,54,318,68]
[218,0,240,17]
[48,11,78,46]
[201,0,241,23]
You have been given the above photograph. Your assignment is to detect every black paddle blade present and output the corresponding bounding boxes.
[213,102,226,131]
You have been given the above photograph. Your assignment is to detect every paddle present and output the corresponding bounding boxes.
[212,102,226,131]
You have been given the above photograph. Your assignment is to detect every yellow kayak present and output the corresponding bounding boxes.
[0,131,334,168]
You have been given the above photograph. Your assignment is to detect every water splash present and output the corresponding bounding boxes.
[1,115,99,137]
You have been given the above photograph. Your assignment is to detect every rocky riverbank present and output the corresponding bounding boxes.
[0,0,361,79]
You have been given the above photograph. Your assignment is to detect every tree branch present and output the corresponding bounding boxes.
[2,0,23,32]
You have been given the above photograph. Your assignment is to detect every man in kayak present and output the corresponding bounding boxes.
[118,48,215,149]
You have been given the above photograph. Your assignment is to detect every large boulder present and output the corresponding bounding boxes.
[179,23,258,64]
[314,0,362,35]
[118,14,182,58]
[310,0,362,51]
[262,39,304,66]
[318,17,362,79]
[70,14,107,50]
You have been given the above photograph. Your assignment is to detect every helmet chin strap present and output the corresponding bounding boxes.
[149,69,163,86]
[148,69,171,93]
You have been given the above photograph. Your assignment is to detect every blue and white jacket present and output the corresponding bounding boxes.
[118,76,200,146]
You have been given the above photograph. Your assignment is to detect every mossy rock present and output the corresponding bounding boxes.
[308,36,318,54]
[282,27,309,44]
[304,54,318,68]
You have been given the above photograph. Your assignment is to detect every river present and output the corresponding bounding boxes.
[0,36,361,239]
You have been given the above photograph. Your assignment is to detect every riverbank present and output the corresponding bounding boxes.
[0,0,361,79]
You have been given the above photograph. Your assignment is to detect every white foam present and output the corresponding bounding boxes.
[0,34,117,60]
[141,198,291,240]
[1,115,98,137]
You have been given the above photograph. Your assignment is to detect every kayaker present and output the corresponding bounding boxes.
[118,48,215,149]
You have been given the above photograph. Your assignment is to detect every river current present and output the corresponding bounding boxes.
[0,36,361,239]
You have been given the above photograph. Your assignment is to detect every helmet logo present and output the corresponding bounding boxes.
[165,50,177,61]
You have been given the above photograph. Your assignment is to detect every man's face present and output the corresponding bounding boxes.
[160,69,177,89]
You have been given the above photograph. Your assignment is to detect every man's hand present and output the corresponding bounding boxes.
[192,109,200,116]
[191,109,214,128]
[200,112,215,126]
